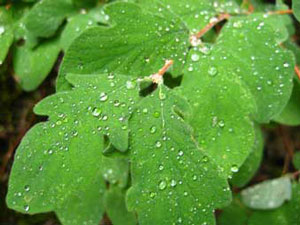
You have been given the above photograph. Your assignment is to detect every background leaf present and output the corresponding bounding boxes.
[241,176,292,209]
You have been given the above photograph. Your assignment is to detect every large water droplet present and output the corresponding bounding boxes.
[99,92,108,102]
[158,180,167,190]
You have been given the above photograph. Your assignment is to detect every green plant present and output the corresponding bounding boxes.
[1,0,300,224]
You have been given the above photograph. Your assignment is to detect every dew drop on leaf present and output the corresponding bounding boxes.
[208,66,218,76]
[99,92,108,102]
[158,180,167,190]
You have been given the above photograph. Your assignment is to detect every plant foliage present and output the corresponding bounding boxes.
[1,0,300,224]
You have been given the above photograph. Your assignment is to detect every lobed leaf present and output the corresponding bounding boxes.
[6,74,140,224]
[57,2,190,91]
[127,85,231,225]
[181,47,256,177]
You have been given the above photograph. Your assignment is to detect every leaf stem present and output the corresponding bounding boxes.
[158,60,174,76]
[295,66,300,80]
[190,13,230,42]
[268,9,293,15]
[150,60,173,84]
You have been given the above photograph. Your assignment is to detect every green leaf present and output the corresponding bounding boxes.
[181,48,256,177]
[57,2,190,91]
[13,37,61,91]
[0,7,14,64]
[60,14,97,51]
[293,0,300,22]
[231,125,264,187]
[102,156,129,188]
[136,0,241,32]
[241,176,292,209]
[293,152,300,170]
[127,85,231,225]
[104,186,137,225]
[183,14,295,123]
[248,183,300,225]
[24,0,76,38]
[217,195,248,225]
[274,81,300,126]
[6,74,140,224]
[55,174,105,225]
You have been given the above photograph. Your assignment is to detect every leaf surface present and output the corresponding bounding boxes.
[0,7,14,64]
[293,0,300,22]
[6,74,140,224]
[231,125,264,187]
[13,37,61,91]
[24,0,76,38]
[182,14,295,123]
[181,48,256,177]
[57,2,190,91]
[104,186,137,225]
[127,85,231,225]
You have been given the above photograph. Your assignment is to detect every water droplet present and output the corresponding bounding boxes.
[153,111,160,118]
[126,81,136,89]
[178,150,184,156]
[231,165,239,173]
[158,180,167,190]
[99,92,108,102]
[0,26,5,35]
[170,179,177,187]
[24,205,29,212]
[150,126,157,134]
[191,53,200,62]
[158,164,164,171]
[150,192,157,198]
[92,107,102,117]
[155,141,162,148]
[208,67,218,76]
[24,185,30,192]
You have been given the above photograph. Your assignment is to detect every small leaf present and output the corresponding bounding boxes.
[13,36,61,91]
[293,0,300,22]
[241,176,292,209]
[104,186,137,225]
[127,85,231,225]
[24,0,76,38]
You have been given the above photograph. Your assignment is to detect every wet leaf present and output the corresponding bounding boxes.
[104,186,137,225]
[6,74,140,224]
[57,2,190,91]
[231,125,264,187]
[127,85,231,225]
